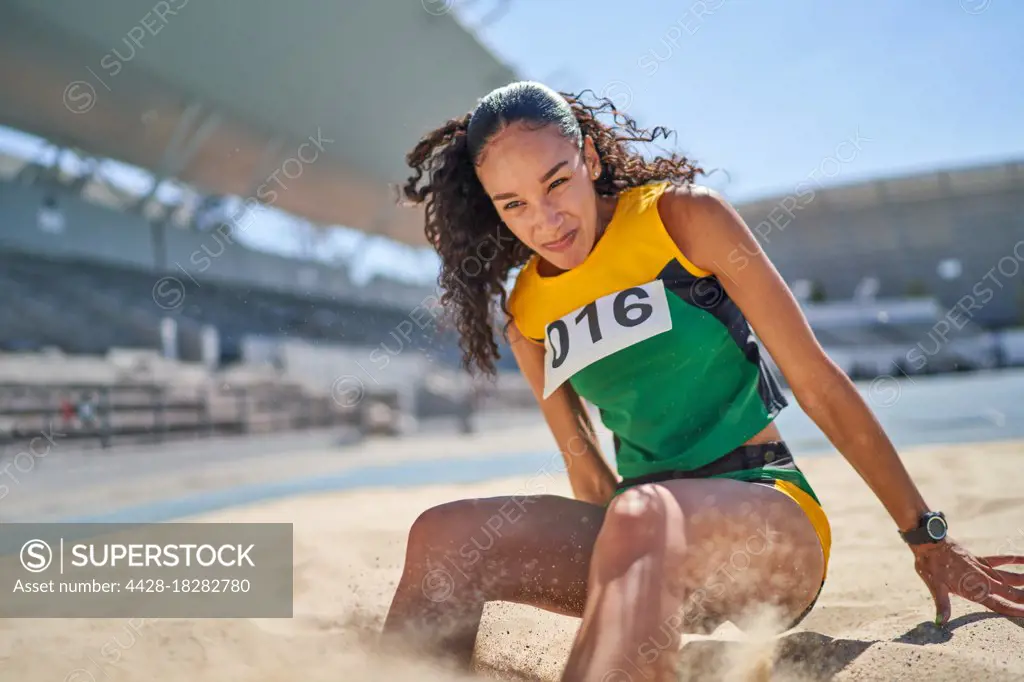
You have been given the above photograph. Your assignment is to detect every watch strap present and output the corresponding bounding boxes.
[900,525,935,545]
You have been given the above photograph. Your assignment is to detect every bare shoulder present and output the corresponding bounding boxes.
[659,183,736,226]
[657,183,745,267]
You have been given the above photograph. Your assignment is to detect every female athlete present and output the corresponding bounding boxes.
[379,81,1024,681]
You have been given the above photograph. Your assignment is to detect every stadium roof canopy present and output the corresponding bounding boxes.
[0,0,517,246]
[734,158,1024,217]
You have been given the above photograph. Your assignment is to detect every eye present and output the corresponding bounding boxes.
[502,200,524,211]
[548,177,569,191]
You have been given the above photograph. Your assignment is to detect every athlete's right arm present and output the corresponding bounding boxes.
[507,318,618,506]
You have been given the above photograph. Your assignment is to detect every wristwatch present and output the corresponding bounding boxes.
[899,511,948,545]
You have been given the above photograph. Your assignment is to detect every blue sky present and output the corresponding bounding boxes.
[461,0,1023,198]
[3,0,1022,284]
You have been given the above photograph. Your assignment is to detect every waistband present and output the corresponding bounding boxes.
[615,441,796,492]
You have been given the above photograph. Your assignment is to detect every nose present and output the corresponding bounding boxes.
[538,196,563,231]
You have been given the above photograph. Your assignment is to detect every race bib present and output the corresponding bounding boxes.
[542,280,673,398]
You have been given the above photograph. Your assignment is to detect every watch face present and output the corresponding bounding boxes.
[926,515,947,540]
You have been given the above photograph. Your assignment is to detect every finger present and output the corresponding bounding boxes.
[989,567,1024,587]
[976,559,1024,587]
[922,571,951,626]
[981,555,1024,568]
[979,593,1024,619]
[960,570,1024,605]
[985,578,1024,604]
[992,570,1024,587]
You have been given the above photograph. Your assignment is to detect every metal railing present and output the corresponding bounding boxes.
[0,381,372,451]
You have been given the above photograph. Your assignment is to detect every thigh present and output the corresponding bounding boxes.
[411,493,606,617]
[609,477,826,630]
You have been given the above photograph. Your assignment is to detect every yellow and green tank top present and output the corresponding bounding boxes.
[508,181,818,501]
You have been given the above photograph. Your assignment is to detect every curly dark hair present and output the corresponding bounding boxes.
[401,80,705,377]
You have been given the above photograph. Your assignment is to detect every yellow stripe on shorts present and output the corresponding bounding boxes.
[772,479,832,580]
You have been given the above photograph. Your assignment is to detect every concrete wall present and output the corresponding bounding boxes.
[737,187,1024,327]
[0,181,434,310]
[0,182,153,268]
[164,227,360,302]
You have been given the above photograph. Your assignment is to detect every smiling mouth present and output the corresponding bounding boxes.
[543,230,578,252]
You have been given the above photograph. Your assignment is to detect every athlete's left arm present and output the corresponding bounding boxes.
[660,186,1024,624]
[660,186,930,529]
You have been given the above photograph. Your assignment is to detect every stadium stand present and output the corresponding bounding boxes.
[0,244,478,447]
[0,250,459,364]
[0,351,367,453]
[778,297,1005,380]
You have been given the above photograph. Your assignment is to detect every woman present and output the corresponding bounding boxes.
[379,81,1024,681]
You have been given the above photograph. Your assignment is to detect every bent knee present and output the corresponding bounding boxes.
[406,495,552,554]
[592,486,687,576]
[604,485,683,536]
[406,500,472,552]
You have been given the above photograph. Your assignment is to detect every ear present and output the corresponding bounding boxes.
[581,136,602,179]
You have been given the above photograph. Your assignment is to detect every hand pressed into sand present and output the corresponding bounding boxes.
[910,537,1024,626]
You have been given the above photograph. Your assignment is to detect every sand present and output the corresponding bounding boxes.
[2,438,1023,681]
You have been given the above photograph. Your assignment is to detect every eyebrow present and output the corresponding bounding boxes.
[490,160,571,201]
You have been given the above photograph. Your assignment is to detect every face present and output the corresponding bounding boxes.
[474,122,604,273]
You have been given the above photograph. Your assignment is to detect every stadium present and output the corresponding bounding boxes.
[1,2,1023,680]
[734,156,1024,378]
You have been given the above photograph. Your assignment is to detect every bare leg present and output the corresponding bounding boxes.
[380,493,605,668]
[379,479,824,679]
[561,479,825,682]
